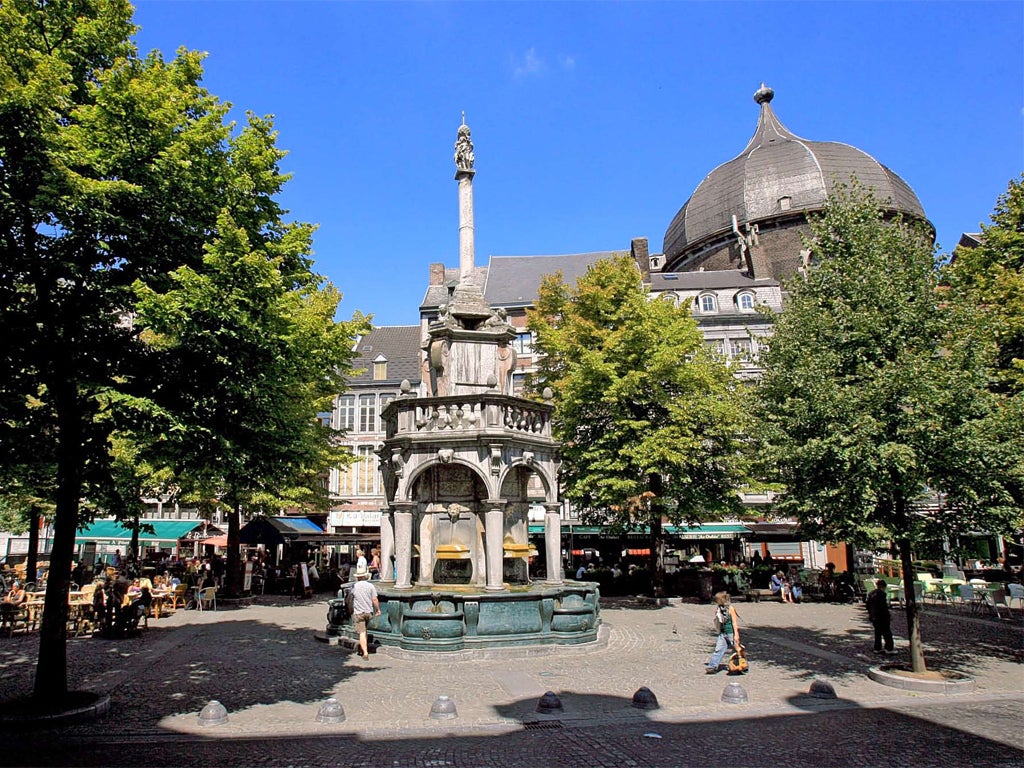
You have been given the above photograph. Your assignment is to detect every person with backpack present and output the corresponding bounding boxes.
[706,591,742,674]
[865,579,896,655]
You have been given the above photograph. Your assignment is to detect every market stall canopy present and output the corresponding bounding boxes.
[75,519,223,545]
[239,516,349,547]
[201,535,230,547]
[744,522,802,542]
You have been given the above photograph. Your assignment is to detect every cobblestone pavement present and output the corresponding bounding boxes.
[1,593,1021,767]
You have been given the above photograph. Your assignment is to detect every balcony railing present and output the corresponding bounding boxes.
[383,394,552,441]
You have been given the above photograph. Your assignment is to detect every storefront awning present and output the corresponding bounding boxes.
[665,523,750,540]
[530,522,751,540]
[75,519,214,544]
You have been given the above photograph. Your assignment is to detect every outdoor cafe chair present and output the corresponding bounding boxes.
[1007,583,1024,613]
[168,583,189,611]
[197,587,217,612]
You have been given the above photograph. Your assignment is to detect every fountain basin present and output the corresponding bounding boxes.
[326,582,600,652]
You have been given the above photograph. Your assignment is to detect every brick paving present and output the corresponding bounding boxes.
[0,592,1021,766]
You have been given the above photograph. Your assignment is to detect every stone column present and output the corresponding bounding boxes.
[544,503,563,584]
[484,500,506,592]
[393,502,415,590]
[379,507,395,583]
[457,169,476,282]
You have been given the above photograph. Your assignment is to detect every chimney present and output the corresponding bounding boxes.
[631,238,650,281]
[429,262,446,286]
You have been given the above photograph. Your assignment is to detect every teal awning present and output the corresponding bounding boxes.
[665,523,750,540]
[528,522,751,540]
[75,520,208,544]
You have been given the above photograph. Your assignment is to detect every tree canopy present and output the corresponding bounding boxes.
[0,0,365,699]
[944,175,1024,395]
[528,255,747,592]
[754,184,1023,672]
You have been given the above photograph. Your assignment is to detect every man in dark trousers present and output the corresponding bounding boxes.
[866,579,896,655]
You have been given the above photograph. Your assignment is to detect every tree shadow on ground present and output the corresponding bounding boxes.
[0,608,358,731]
[742,605,1022,684]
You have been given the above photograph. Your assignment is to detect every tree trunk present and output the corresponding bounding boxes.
[224,502,242,598]
[130,517,140,564]
[648,474,665,599]
[898,537,928,673]
[33,386,81,700]
[26,504,40,590]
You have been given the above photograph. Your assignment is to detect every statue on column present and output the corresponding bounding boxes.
[454,113,475,171]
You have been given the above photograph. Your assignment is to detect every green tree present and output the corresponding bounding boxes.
[0,0,360,701]
[755,185,1023,673]
[133,204,369,598]
[528,255,747,596]
[945,175,1024,394]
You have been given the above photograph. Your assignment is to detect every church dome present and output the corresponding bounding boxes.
[662,85,928,272]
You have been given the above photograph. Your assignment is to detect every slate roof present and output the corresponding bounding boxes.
[650,271,778,291]
[482,252,625,307]
[348,325,422,386]
[663,86,928,265]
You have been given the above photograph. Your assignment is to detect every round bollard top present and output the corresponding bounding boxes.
[631,686,660,710]
[721,682,749,704]
[198,700,228,726]
[429,695,458,720]
[536,691,564,714]
[808,679,837,699]
[316,697,346,723]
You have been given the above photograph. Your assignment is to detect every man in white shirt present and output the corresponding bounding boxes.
[349,567,380,660]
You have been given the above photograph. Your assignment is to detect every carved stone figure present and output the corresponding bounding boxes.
[496,340,517,395]
[454,116,475,171]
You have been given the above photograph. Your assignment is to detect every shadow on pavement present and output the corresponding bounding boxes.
[1,690,1021,767]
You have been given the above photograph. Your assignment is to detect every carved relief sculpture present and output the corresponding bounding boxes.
[454,114,475,171]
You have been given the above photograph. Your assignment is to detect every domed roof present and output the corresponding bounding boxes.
[662,85,927,267]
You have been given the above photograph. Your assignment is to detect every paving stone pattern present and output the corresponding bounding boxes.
[0,594,1021,767]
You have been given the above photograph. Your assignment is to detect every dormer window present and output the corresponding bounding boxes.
[736,292,755,311]
[373,354,388,381]
[698,293,717,314]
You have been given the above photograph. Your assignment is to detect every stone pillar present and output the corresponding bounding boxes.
[379,507,395,583]
[457,170,476,282]
[544,503,563,584]
[484,500,506,592]
[393,503,415,590]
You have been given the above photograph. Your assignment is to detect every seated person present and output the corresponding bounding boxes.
[2,581,28,617]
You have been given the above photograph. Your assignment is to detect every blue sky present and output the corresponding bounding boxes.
[132,1,1023,327]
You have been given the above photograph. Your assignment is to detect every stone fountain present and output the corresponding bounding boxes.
[323,116,599,651]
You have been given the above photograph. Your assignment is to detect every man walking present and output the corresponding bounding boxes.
[350,566,381,660]
[866,579,896,655]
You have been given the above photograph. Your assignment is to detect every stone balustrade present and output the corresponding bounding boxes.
[384,395,551,440]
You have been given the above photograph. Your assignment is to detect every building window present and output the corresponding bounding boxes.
[513,332,533,355]
[355,445,378,495]
[379,393,396,422]
[737,292,755,311]
[512,372,527,396]
[358,394,377,433]
[699,294,717,313]
[704,339,725,357]
[337,395,355,431]
[335,446,354,496]
[730,337,753,361]
[373,355,387,381]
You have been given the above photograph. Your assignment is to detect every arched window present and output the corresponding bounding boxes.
[736,292,755,311]
[699,293,717,313]
[659,291,679,306]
